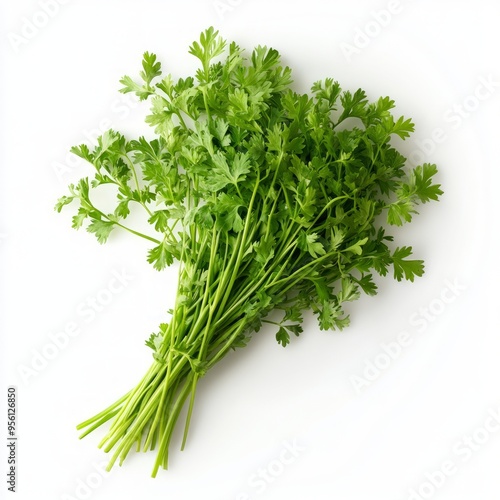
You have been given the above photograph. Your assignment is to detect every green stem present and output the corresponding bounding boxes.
[114,221,161,244]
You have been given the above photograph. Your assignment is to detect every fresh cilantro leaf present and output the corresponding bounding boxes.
[70,143,93,163]
[354,274,378,296]
[338,88,368,122]
[329,227,345,251]
[188,27,226,77]
[254,235,275,265]
[120,75,153,101]
[413,163,443,203]
[72,207,89,229]
[387,199,415,226]
[215,193,244,232]
[55,195,74,213]
[204,151,251,191]
[87,219,115,244]
[388,163,443,225]
[298,232,326,258]
[283,306,303,324]
[392,246,424,282]
[145,332,163,351]
[284,323,303,337]
[140,52,162,85]
[344,237,369,256]
[115,199,131,219]
[338,278,360,303]
[318,300,350,331]
[391,115,415,139]
[147,240,174,270]
[276,327,290,347]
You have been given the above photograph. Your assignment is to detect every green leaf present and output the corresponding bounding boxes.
[215,193,244,232]
[392,246,424,282]
[355,274,378,296]
[387,200,415,226]
[210,118,231,147]
[145,332,163,351]
[140,52,162,85]
[195,205,214,229]
[54,195,74,213]
[119,53,161,101]
[391,116,415,140]
[284,323,303,337]
[318,300,350,331]
[204,151,251,191]
[283,306,303,324]
[188,27,226,73]
[148,210,170,232]
[147,240,174,271]
[413,163,443,203]
[254,236,275,265]
[276,327,290,347]
[344,237,368,255]
[388,163,442,225]
[329,227,345,251]
[156,74,174,97]
[311,78,341,108]
[298,232,326,258]
[375,96,395,115]
[114,198,130,219]
[119,75,152,100]
[70,144,93,163]
[72,208,88,229]
[339,88,368,121]
[338,278,360,303]
[313,277,331,301]
[231,152,252,183]
[87,219,114,244]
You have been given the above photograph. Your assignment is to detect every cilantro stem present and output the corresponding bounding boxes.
[113,221,161,244]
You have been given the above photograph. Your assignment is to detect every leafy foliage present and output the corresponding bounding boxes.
[57,28,442,475]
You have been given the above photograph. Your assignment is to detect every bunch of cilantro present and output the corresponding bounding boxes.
[56,28,442,476]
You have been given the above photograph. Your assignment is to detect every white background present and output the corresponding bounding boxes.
[1,1,500,499]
